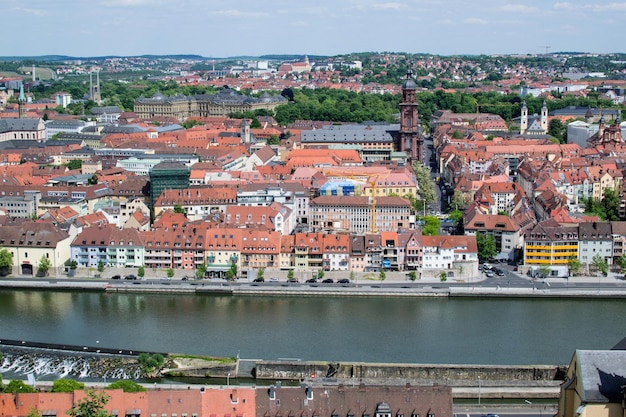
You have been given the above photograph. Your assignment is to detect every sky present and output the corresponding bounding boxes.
[4,0,626,58]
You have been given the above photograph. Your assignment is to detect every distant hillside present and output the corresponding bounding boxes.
[0,54,207,62]
[0,54,336,62]
[0,55,75,62]
[259,54,329,61]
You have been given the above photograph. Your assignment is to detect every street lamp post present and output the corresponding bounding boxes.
[478,375,481,405]
[227,372,230,387]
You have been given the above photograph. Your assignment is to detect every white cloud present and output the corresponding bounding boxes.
[436,18,455,25]
[553,2,575,10]
[207,9,269,18]
[464,17,488,25]
[100,0,167,6]
[371,2,406,10]
[288,20,310,27]
[496,4,538,13]
[554,2,626,12]
[590,2,626,11]
[13,7,46,16]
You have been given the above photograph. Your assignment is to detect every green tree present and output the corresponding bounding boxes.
[349,271,355,281]
[181,119,203,129]
[450,191,471,211]
[226,262,237,280]
[317,270,325,280]
[66,159,82,170]
[616,254,626,274]
[583,189,621,221]
[166,268,174,278]
[568,257,582,276]
[267,134,280,145]
[173,203,185,214]
[538,265,552,278]
[106,380,146,392]
[97,260,105,273]
[3,379,37,393]
[51,378,84,393]
[412,162,436,207]
[257,268,265,280]
[26,409,42,417]
[602,189,621,221]
[439,271,448,282]
[422,215,441,236]
[196,264,206,279]
[287,270,294,280]
[591,254,609,276]
[67,389,111,417]
[548,118,566,143]
[250,117,262,129]
[37,255,51,277]
[137,266,145,279]
[408,271,417,281]
[0,247,13,276]
[137,353,165,373]
[476,233,497,261]
[379,270,386,281]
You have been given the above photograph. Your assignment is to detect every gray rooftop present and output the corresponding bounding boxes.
[45,119,88,128]
[91,106,123,115]
[0,118,41,133]
[301,123,399,143]
[575,349,626,403]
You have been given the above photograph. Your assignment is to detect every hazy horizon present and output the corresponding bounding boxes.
[4,0,626,58]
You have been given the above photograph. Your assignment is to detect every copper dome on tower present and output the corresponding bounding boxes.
[402,68,416,90]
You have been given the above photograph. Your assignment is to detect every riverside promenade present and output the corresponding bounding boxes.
[1,271,625,298]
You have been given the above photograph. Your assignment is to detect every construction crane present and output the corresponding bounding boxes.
[539,45,551,55]
[367,172,390,234]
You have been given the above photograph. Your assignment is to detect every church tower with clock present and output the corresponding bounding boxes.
[398,68,423,162]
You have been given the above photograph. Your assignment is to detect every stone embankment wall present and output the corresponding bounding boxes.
[254,361,567,386]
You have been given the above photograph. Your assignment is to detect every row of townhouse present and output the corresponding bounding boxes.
[69,223,479,279]
[154,189,415,236]
[524,219,626,272]
[0,383,452,417]
[517,158,623,208]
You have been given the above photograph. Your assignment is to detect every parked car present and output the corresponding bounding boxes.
[495,269,505,276]
[305,278,317,283]
[287,278,298,283]
[322,278,334,283]
[124,274,136,280]
[111,275,121,280]
[485,271,495,278]
[337,278,350,284]
[269,277,279,282]
[253,277,264,282]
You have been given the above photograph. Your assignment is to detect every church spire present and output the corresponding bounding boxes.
[18,82,27,119]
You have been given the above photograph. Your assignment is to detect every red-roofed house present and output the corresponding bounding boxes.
[422,235,478,280]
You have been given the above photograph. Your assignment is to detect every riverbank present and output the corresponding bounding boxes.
[0,341,563,400]
[1,277,626,298]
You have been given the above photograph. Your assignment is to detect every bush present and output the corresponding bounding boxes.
[3,379,37,393]
[137,352,165,372]
[52,378,85,392]
[106,380,146,392]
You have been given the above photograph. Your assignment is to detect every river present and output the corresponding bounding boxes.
[0,289,623,366]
